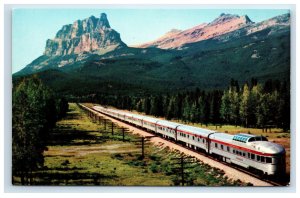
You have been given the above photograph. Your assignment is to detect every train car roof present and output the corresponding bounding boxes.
[142,116,160,124]
[93,105,104,110]
[210,133,234,143]
[156,120,181,128]
[177,125,215,137]
[132,114,147,120]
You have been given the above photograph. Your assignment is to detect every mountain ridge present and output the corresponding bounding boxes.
[13,12,290,96]
[137,13,254,49]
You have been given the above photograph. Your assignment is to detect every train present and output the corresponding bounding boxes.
[92,105,286,176]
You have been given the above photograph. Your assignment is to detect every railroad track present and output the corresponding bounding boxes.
[80,103,286,186]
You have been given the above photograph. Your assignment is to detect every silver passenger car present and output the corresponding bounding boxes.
[177,125,215,151]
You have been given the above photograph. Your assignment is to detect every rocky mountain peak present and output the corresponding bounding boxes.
[44,13,126,56]
[242,15,252,23]
[98,13,111,28]
[209,13,250,26]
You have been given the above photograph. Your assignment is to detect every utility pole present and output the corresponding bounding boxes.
[132,136,156,158]
[141,137,145,158]
[171,156,196,186]
[122,127,126,142]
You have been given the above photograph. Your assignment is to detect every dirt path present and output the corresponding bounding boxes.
[83,104,272,186]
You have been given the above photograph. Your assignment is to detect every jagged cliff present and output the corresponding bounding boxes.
[44,13,126,56]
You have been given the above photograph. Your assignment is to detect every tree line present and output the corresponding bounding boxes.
[12,76,68,184]
[88,79,289,131]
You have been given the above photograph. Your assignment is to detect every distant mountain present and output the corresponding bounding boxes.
[137,13,253,49]
[13,13,290,96]
[16,13,126,75]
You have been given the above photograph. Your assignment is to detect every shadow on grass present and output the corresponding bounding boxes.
[47,129,106,146]
[21,169,117,185]
[47,108,108,146]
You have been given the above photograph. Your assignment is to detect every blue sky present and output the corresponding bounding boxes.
[12,8,289,73]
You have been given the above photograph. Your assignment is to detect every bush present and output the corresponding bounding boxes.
[150,163,159,173]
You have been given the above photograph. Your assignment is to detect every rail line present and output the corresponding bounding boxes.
[79,103,285,186]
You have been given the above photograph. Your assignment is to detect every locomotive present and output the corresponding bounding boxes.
[92,105,286,176]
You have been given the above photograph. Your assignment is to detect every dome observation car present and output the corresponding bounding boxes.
[232,133,268,143]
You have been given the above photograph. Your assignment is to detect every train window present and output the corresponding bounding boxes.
[187,135,189,138]
[261,156,265,163]
[198,138,200,141]
[233,150,235,154]
[266,157,272,164]
[243,152,245,157]
[215,143,218,148]
[227,147,230,152]
[203,139,205,143]
[192,136,195,140]
[248,153,250,158]
[221,145,224,150]
[251,154,255,160]
[257,155,261,162]
[273,158,278,164]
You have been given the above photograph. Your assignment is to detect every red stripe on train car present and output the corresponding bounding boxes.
[210,139,275,157]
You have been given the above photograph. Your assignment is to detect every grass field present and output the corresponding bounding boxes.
[13,103,253,186]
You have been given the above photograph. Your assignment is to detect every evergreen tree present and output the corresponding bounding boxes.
[203,99,211,126]
[12,77,57,184]
[229,87,240,126]
[149,96,163,117]
[56,97,69,120]
[240,84,250,127]
[136,98,144,112]
[143,97,151,115]
[220,90,231,124]
[166,96,175,120]
[182,96,191,122]
[191,101,200,123]
[278,81,290,130]
[256,94,270,129]
[195,96,203,125]
[248,84,262,127]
